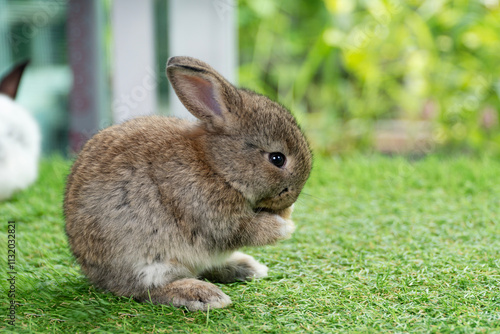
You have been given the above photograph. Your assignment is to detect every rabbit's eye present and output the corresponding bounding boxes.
[269,152,286,168]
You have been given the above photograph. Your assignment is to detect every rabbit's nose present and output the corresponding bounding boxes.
[278,187,289,196]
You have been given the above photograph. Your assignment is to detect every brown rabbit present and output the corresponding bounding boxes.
[64,56,312,311]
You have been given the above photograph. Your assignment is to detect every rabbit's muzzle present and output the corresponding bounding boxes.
[253,186,297,213]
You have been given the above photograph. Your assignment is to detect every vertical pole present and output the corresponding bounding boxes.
[168,0,237,118]
[111,0,157,124]
[67,0,106,153]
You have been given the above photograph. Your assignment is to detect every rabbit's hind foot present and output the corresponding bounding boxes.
[138,278,231,311]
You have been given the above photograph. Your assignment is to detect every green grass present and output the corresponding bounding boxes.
[1,154,499,333]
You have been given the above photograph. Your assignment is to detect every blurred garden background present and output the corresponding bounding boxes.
[1,0,499,156]
[238,0,500,155]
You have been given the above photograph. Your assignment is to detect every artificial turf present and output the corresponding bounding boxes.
[1,154,499,333]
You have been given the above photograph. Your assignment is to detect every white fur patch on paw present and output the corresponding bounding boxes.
[175,291,232,312]
[277,215,296,240]
[202,291,232,310]
[167,279,232,311]
[230,251,268,278]
[250,260,269,278]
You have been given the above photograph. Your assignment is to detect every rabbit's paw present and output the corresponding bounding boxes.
[230,252,268,279]
[200,251,268,283]
[276,215,296,240]
[148,278,231,311]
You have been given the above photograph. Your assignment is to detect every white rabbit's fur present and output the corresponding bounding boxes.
[0,94,41,200]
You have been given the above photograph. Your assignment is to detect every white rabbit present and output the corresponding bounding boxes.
[0,61,41,200]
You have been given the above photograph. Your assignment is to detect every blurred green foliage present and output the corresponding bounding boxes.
[238,0,500,154]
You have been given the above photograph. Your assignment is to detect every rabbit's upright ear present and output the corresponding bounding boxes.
[166,56,241,130]
[0,60,29,99]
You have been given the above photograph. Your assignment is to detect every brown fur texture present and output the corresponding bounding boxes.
[64,56,312,311]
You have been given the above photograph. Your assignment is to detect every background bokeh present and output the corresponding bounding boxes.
[1,0,499,156]
[238,0,500,155]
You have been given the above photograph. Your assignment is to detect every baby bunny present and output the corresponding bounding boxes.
[0,61,41,201]
[64,56,312,311]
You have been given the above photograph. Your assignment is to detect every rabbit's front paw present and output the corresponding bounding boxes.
[276,215,296,240]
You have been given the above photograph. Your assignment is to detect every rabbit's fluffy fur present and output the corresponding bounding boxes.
[64,56,312,311]
[0,62,40,200]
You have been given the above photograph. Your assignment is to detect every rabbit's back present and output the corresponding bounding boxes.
[64,116,239,295]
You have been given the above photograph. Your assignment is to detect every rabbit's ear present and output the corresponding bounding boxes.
[0,60,29,99]
[166,57,240,130]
